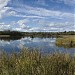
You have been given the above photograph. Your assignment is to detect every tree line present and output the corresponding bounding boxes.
[0,30,75,38]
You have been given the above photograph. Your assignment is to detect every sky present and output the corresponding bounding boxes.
[0,0,75,32]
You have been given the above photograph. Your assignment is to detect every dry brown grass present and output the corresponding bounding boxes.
[56,35,75,48]
[0,48,75,75]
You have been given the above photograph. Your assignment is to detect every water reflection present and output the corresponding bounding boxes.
[0,37,75,55]
[0,36,23,41]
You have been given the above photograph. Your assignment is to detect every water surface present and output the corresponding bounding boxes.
[0,37,75,55]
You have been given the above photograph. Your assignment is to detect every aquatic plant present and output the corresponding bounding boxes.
[56,35,75,48]
[0,48,75,75]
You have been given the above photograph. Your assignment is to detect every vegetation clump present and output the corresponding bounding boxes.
[0,48,75,75]
[56,35,75,48]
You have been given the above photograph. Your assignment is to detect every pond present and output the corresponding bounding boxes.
[0,37,75,55]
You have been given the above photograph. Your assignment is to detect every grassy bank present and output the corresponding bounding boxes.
[0,48,75,75]
[56,35,75,48]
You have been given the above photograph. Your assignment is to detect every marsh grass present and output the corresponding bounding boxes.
[56,35,75,48]
[0,48,75,75]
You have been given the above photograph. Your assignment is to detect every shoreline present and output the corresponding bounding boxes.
[0,35,10,37]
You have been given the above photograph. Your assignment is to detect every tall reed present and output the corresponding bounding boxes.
[0,48,75,75]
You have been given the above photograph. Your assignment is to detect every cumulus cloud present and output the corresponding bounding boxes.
[17,19,29,26]
[17,19,30,30]
[0,20,74,32]
[26,21,74,32]
[0,0,74,32]
[0,22,10,30]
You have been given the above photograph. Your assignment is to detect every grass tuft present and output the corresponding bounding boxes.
[56,35,75,48]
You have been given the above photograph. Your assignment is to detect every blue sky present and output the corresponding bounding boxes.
[0,0,75,32]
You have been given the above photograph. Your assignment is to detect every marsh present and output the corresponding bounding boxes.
[0,35,75,55]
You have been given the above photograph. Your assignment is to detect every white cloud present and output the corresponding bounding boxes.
[51,0,75,6]
[0,0,74,20]
[0,20,74,32]
[0,0,74,32]
[9,19,30,32]
[16,15,44,19]
[0,0,10,18]
[0,22,5,25]
[12,5,74,20]
[1,7,44,19]
[7,10,17,16]
[0,0,10,9]
[0,22,10,30]
[17,19,30,29]
[63,0,75,6]
[17,19,29,26]
[0,7,10,18]
[29,21,75,32]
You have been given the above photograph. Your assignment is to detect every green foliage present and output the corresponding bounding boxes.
[0,30,23,36]
[0,31,75,38]
[0,48,75,75]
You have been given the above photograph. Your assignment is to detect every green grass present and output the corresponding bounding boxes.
[56,35,75,48]
[0,48,75,75]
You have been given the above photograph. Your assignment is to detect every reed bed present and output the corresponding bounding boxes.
[0,48,75,75]
[56,35,75,48]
